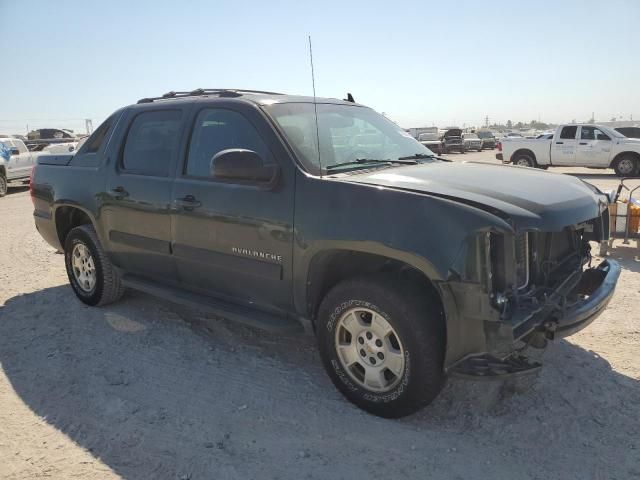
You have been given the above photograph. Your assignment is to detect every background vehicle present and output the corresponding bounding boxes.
[615,126,640,139]
[462,132,482,151]
[0,137,36,196]
[498,124,640,176]
[27,128,76,140]
[418,128,443,154]
[31,89,619,418]
[442,127,465,153]
[477,130,496,149]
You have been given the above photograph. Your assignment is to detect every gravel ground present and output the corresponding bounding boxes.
[1,157,639,479]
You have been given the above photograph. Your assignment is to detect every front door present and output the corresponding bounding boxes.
[171,104,295,313]
[13,140,33,177]
[102,107,188,282]
[576,126,613,167]
[551,125,578,166]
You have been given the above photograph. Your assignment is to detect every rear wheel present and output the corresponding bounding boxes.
[613,156,638,177]
[64,224,125,306]
[0,173,7,197]
[316,275,445,418]
[513,153,535,168]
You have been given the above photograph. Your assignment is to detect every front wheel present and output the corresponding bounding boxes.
[64,224,125,306]
[0,173,7,197]
[316,275,445,418]
[613,156,638,177]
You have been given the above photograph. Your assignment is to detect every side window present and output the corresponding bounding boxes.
[185,109,270,178]
[84,116,114,153]
[122,110,182,177]
[14,140,28,154]
[595,129,610,141]
[580,126,595,140]
[560,126,577,139]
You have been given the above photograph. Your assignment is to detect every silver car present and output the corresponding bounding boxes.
[463,132,483,152]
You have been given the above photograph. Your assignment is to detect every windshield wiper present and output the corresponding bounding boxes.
[397,153,451,162]
[326,158,418,171]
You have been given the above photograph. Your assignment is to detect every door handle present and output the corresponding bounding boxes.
[579,142,588,145]
[174,195,202,209]
[109,186,129,198]
[555,141,564,144]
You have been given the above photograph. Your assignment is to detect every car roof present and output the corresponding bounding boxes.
[130,89,362,109]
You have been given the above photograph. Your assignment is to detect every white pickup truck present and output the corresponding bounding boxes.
[497,124,640,176]
[0,137,36,197]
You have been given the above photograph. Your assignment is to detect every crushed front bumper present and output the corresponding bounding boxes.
[511,260,620,341]
[447,260,620,378]
[443,260,621,374]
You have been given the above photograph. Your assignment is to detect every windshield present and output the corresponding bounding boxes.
[264,103,435,174]
[477,131,494,138]
[465,133,479,139]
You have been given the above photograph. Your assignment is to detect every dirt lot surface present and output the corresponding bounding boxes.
[1,154,639,480]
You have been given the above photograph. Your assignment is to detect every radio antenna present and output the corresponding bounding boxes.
[308,35,322,176]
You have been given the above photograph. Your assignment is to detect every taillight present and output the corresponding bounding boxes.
[497,141,502,152]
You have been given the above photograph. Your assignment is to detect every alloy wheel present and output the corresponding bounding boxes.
[334,307,405,392]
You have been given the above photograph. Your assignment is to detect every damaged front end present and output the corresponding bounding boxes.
[442,210,621,378]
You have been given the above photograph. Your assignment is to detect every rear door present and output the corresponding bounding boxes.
[551,126,578,165]
[102,106,189,282]
[171,102,295,312]
[576,126,613,167]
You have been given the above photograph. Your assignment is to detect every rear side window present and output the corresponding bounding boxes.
[84,117,114,153]
[560,126,577,139]
[185,109,270,178]
[122,110,182,177]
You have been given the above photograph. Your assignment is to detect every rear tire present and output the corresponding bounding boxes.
[316,275,445,418]
[513,153,535,168]
[0,173,7,197]
[64,224,125,306]
[613,156,638,177]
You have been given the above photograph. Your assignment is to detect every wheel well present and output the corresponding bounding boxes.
[55,206,93,247]
[511,149,536,164]
[306,250,445,327]
[0,165,5,178]
[610,151,640,168]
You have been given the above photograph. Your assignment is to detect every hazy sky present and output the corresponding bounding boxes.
[1,0,639,134]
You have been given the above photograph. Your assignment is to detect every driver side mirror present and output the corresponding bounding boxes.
[210,149,279,183]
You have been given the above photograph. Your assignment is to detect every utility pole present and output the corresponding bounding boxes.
[85,119,93,135]
[484,115,489,128]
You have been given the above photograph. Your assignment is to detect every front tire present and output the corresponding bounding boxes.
[64,224,125,306]
[316,275,445,418]
[0,173,7,197]
[613,156,638,177]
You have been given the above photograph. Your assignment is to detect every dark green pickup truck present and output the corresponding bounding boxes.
[31,89,620,417]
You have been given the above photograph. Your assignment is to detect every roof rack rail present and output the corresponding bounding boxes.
[137,88,285,104]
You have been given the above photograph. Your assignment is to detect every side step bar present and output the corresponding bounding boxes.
[121,275,304,334]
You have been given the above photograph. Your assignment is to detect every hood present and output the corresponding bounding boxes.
[341,162,605,231]
[444,129,462,137]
